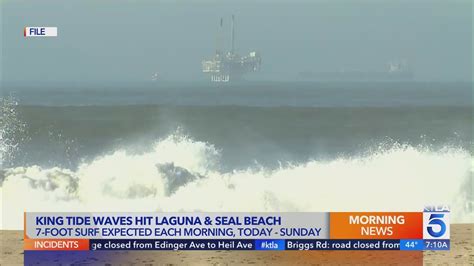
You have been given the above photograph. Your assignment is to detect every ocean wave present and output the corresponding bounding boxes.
[0,133,472,229]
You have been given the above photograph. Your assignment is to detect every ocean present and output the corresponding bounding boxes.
[1,81,472,229]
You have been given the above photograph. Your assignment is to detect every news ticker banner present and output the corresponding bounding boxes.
[24,207,450,251]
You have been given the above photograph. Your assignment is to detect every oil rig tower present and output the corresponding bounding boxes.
[202,15,262,82]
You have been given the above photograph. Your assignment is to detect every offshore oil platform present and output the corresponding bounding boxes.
[202,15,261,82]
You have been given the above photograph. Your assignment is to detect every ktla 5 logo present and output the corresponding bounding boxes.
[423,212,450,239]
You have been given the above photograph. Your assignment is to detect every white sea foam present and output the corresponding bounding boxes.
[1,97,19,168]
[0,133,472,229]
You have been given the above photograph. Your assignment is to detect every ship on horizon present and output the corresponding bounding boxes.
[202,15,262,83]
[299,61,414,81]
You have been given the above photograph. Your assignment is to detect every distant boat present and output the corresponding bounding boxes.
[151,72,160,81]
[299,61,414,81]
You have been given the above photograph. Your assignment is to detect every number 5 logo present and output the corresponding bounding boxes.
[427,214,446,237]
[424,212,449,239]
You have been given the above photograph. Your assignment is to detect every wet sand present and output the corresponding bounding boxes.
[2,224,472,265]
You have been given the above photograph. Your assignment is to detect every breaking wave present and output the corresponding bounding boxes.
[0,97,472,229]
[0,132,472,229]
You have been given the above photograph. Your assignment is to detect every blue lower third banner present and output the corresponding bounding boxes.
[89,239,404,251]
[24,212,449,252]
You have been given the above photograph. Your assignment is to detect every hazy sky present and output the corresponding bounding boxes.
[1,0,472,83]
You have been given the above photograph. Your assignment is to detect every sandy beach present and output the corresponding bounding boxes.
[1,224,472,265]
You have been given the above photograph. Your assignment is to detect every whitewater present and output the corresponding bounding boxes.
[1,132,472,229]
